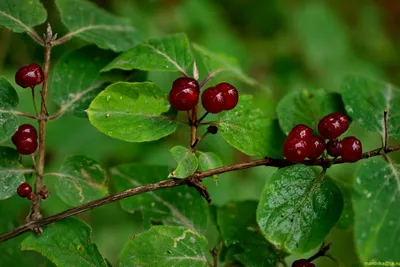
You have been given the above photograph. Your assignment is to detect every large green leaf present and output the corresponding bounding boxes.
[0,146,29,200]
[51,46,115,118]
[0,0,46,33]
[119,226,210,267]
[219,95,285,157]
[0,77,19,142]
[102,33,194,74]
[257,165,343,253]
[193,43,257,86]
[88,82,178,142]
[111,164,209,233]
[169,146,198,178]
[22,218,108,267]
[217,201,281,266]
[353,158,400,262]
[276,89,345,134]
[342,75,400,139]
[51,155,108,206]
[55,0,139,52]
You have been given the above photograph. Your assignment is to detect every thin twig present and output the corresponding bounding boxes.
[197,112,209,124]
[27,30,44,46]
[31,88,38,116]
[190,105,198,148]
[29,24,54,224]
[384,110,389,151]
[13,111,38,120]
[0,143,399,243]
[199,70,224,89]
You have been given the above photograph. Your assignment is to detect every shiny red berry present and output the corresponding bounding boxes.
[308,135,326,159]
[341,136,362,162]
[201,87,225,114]
[292,259,315,267]
[215,82,239,110]
[326,139,342,157]
[15,63,44,88]
[283,137,308,163]
[168,77,199,111]
[288,124,313,140]
[17,182,32,198]
[318,112,349,139]
[11,124,38,155]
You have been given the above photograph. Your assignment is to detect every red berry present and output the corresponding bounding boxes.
[308,135,326,159]
[168,77,199,111]
[283,137,308,163]
[215,82,239,110]
[28,193,35,200]
[318,112,349,139]
[15,63,44,88]
[201,87,225,114]
[17,182,32,198]
[39,187,50,200]
[326,139,342,157]
[292,259,315,267]
[341,136,362,162]
[288,124,313,140]
[11,124,38,155]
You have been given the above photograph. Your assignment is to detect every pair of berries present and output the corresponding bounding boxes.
[292,259,315,267]
[168,77,239,114]
[283,112,362,163]
[17,183,49,200]
[15,63,44,89]
[12,124,38,155]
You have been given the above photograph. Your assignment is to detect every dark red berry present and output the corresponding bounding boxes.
[15,63,44,88]
[341,136,362,162]
[39,186,50,200]
[207,125,218,134]
[17,182,32,198]
[201,87,225,114]
[168,77,199,111]
[288,124,313,140]
[215,82,239,110]
[318,112,349,139]
[28,193,35,200]
[11,124,38,155]
[308,135,326,159]
[292,259,315,267]
[326,139,342,157]
[283,137,308,163]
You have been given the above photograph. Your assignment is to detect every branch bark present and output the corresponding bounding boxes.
[0,144,399,243]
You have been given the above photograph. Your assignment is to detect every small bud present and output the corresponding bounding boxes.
[207,126,218,134]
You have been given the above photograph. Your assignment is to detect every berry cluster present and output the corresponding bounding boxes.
[283,112,362,163]
[11,124,38,155]
[168,77,238,114]
[15,63,44,89]
[17,183,49,201]
[292,259,315,267]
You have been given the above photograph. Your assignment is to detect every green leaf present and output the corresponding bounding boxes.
[277,89,345,134]
[219,95,285,157]
[193,43,257,86]
[0,0,46,33]
[342,75,400,139]
[22,218,108,267]
[55,0,140,52]
[197,151,222,180]
[257,165,343,253]
[353,158,400,262]
[52,155,108,206]
[88,82,178,142]
[119,226,210,267]
[0,146,29,200]
[111,164,210,233]
[169,146,198,178]
[102,33,193,74]
[235,248,280,267]
[51,46,115,118]
[336,186,354,230]
[0,77,19,142]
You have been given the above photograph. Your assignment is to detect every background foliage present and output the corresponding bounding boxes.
[1,0,400,266]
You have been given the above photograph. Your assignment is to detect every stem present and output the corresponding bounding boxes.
[384,110,388,151]
[29,24,54,223]
[197,112,209,124]
[190,105,198,148]
[13,111,38,120]
[1,143,400,243]
[27,30,44,46]
[31,87,38,116]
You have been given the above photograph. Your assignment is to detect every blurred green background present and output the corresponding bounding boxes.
[1,0,400,266]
